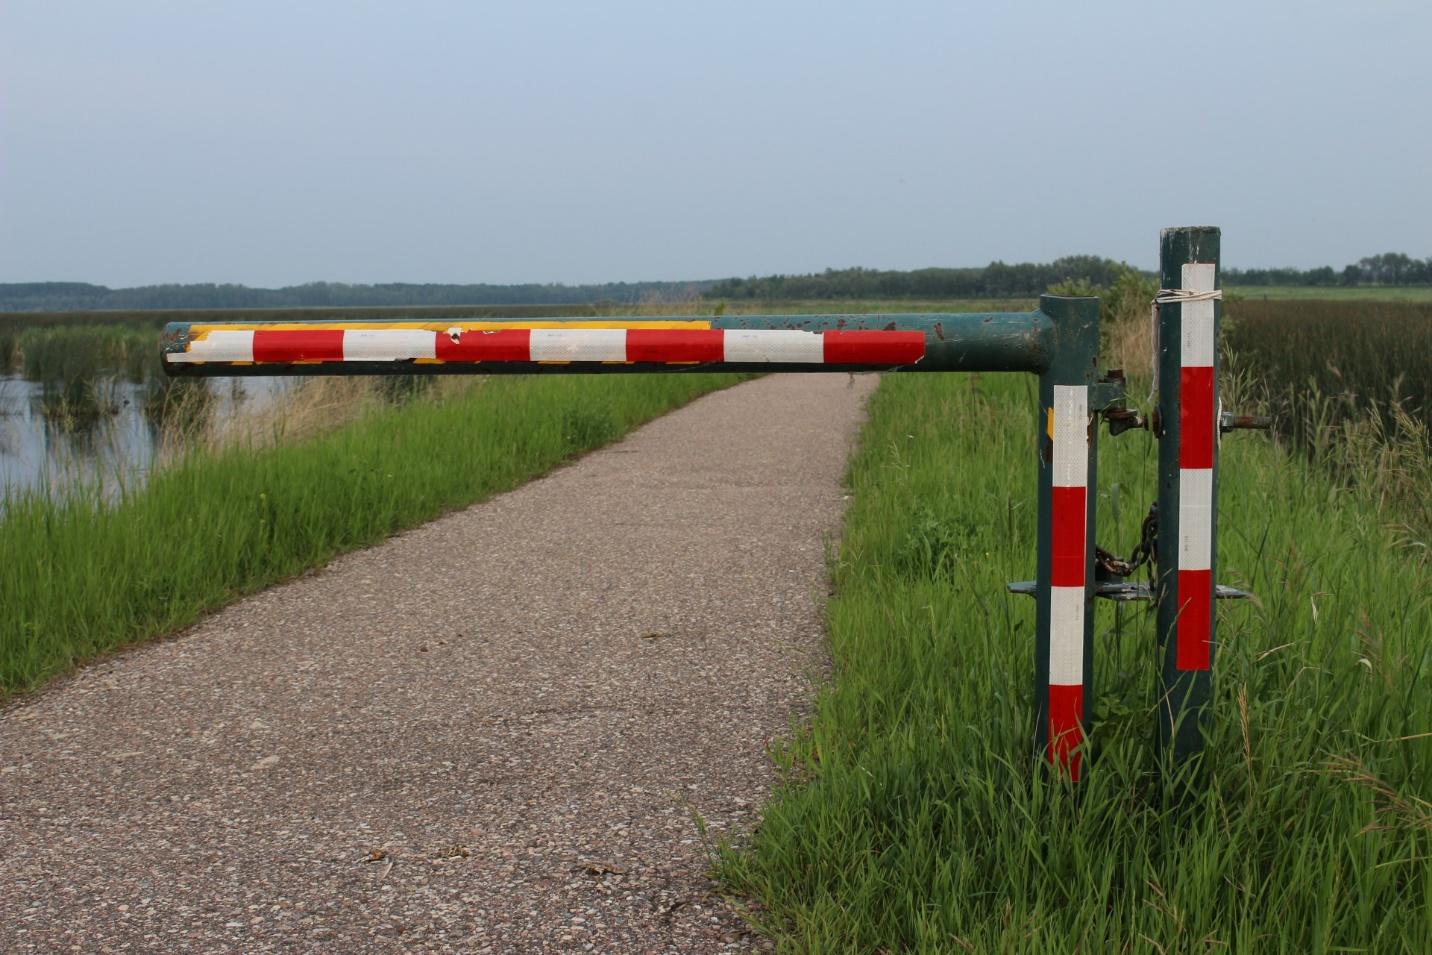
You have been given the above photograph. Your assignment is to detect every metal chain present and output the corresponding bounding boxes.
[1095,502,1158,578]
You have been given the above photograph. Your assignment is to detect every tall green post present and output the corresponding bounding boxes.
[1032,295,1101,779]
[1155,227,1221,766]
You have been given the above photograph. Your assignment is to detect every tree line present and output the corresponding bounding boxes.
[1225,253,1432,287]
[3,250,1427,312]
[0,280,715,313]
[712,252,1432,301]
[704,256,1134,300]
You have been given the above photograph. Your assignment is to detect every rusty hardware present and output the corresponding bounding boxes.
[1095,502,1158,579]
[1094,369,1148,436]
[1103,406,1147,436]
[1220,412,1273,433]
[1100,408,1271,438]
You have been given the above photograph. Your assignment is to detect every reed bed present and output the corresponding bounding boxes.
[13,324,154,383]
[1224,299,1431,433]
[1224,300,1431,537]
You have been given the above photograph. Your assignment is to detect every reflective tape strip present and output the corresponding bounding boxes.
[529,328,627,362]
[1048,383,1088,672]
[1175,262,1216,673]
[1049,586,1084,685]
[253,329,343,362]
[166,329,254,362]
[1047,382,1087,777]
[1178,468,1213,570]
[1050,486,1086,587]
[168,326,928,367]
[1177,568,1213,670]
[342,328,437,361]
[1180,366,1215,468]
[723,329,824,363]
[1052,385,1088,488]
[435,329,530,362]
[626,329,725,364]
[1180,263,1216,366]
[1047,683,1084,781]
[822,330,925,365]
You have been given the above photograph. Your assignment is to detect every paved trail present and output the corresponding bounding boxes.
[0,374,876,954]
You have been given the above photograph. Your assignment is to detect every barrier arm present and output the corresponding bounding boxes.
[159,291,1134,781]
[162,311,1058,377]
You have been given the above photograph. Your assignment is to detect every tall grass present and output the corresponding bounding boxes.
[15,324,154,383]
[1224,300,1431,434]
[0,373,739,697]
[1224,300,1430,537]
[721,373,1429,952]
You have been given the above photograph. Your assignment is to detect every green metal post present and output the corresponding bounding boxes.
[1155,227,1221,766]
[1032,295,1101,779]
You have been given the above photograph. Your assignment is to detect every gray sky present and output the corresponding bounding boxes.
[3,0,1428,287]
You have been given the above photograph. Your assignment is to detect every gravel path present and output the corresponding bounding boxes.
[0,373,876,954]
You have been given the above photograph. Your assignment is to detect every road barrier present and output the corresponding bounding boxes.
[162,226,1258,778]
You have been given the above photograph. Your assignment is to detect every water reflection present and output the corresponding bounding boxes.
[0,373,292,500]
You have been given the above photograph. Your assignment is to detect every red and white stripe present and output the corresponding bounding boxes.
[167,328,926,367]
[1176,264,1216,672]
[1048,383,1088,779]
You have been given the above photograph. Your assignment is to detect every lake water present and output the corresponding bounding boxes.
[0,374,292,499]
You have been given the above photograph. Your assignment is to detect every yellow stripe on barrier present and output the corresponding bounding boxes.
[185,320,713,339]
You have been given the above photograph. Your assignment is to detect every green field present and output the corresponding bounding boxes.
[1228,285,1432,302]
[719,371,1430,952]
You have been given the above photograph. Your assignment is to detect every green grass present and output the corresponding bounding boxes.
[720,372,1430,952]
[0,373,739,698]
[1228,286,1432,302]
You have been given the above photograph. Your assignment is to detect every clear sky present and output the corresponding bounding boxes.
[2,0,1428,286]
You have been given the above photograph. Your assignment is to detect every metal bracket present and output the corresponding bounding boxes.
[1006,580,1252,601]
[1089,372,1128,413]
[1221,412,1273,433]
[1092,369,1150,436]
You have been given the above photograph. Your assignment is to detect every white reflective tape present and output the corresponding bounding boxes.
[167,329,254,363]
[722,329,823,363]
[1049,585,1084,685]
[1182,262,1216,293]
[1052,384,1088,488]
[342,328,437,361]
[529,328,626,362]
[1181,263,1216,367]
[1179,467,1213,570]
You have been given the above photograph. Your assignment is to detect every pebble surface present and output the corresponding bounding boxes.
[0,373,875,953]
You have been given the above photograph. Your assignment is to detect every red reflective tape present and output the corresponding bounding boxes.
[435,329,531,362]
[1180,365,1215,469]
[1176,568,1213,670]
[822,330,925,365]
[1047,684,1084,780]
[252,329,344,363]
[626,329,724,364]
[1050,485,1086,587]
